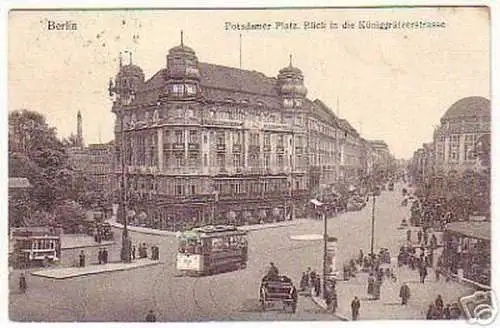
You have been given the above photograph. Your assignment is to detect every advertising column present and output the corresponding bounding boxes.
[326,236,338,278]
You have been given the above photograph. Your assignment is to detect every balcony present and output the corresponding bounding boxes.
[216,144,226,152]
[232,144,242,153]
[188,143,200,151]
[263,144,271,152]
[295,146,303,154]
[249,145,260,153]
[173,143,184,151]
[276,145,285,153]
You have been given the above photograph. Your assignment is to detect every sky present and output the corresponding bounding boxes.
[8,7,490,159]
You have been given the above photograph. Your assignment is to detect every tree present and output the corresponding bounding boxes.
[9,110,73,216]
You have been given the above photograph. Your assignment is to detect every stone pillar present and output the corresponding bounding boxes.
[444,136,449,164]
[458,134,465,164]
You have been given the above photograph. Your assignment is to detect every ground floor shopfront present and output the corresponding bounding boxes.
[441,221,490,287]
[119,191,310,231]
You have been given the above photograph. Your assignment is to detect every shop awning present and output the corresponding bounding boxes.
[446,221,490,241]
[310,199,323,206]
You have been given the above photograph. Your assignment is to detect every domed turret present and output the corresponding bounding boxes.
[162,31,201,101]
[165,31,201,81]
[277,55,308,98]
[109,52,145,106]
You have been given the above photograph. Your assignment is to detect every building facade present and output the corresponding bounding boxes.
[433,96,491,174]
[108,41,391,230]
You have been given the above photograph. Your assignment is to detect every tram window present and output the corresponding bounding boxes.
[178,239,202,255]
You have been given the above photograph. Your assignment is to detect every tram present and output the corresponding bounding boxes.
[176,225,248,276]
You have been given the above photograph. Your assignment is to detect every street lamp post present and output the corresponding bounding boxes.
[322,208,328,298]
[370,192,376,255]
[119,112,131,263]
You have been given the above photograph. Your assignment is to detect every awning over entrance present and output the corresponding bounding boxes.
[310,199,324,206]
[445,221,490,241]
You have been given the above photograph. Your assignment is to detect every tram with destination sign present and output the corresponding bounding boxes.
[176,225,248,276]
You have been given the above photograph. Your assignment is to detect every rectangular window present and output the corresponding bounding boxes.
[176,155,185,168]
[277,154,284,168]
[233,131,241,144]
[175,130,184,143]
[264,133,271,146]
[261,155,268,169]
[277,135,284,146]
[217,154,225,167]
[175,183,183,195]
[216,132,225,145]
[186,84,196,96]
[189,130,198,143]
[233,154,241,168]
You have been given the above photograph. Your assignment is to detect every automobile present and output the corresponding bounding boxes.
[259,275,298,313]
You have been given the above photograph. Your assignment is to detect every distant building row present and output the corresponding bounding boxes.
[410,96,491,183]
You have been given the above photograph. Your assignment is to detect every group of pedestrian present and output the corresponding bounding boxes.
[426,295,461,320]
[133,243,160,261]
[98,248,109,264]
[299,267,321,297]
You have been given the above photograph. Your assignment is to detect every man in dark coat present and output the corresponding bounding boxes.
[419,265,428,283]
[19,272,27,293]
[145,310,156,322]
[79,250,86,267]
[367,273,375,298]
[399,283,410,305]
[406,229,412,242]
[98,248,103,265]
[417,230,423,244]
[435,295,444,314]
[443,304,451,319]
[351,296,361,320]
[314,276,321,297]
[102,248,109,264]
[132,245,136,260]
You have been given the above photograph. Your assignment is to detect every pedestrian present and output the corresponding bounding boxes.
[300,272,308,291]
[98,248,103,265]
[399,283,410,305]
[151,246,155,260]
[406,229,412,242]
[143,243,148,259]
[351,296,361,320]
[328,288,338,313]
[358,249,364,265]
[419,266,428,284]
[426,303,435,320]
[145,309,157,322]
[314,276,321,297]
[417,230,423,244]
[79,250,86,267]
[431,234,437,248]
[435,266,441,281]
[443,304,451,319]
[19,272,27,293]
[367,273,374,297]
[423,231,429,246]
[156,246,160,260]
[435,295,444,314]
[132,245,136,260]
[372,280,381,300]
[103,248,109,264]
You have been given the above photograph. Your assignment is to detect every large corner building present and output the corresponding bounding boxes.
[109,40,392,230]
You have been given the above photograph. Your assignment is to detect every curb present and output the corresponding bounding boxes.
[309,293,350,321]
[30,261,162,280]
[61,241,116,250]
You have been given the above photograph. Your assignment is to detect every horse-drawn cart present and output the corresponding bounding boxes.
[259,275,298,313]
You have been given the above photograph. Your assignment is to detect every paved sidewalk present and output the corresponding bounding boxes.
[107,218,312,236]
[31,258,161,280]
[310,266,474,320]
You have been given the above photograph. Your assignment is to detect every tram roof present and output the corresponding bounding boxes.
[178,225,247,239]
[445,221,490,241]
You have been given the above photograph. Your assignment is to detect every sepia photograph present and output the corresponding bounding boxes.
[6,5,494,323]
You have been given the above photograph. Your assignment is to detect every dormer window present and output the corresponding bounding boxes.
[283,99,293,108]
[186,84,197,96]
[294,99,303,107]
